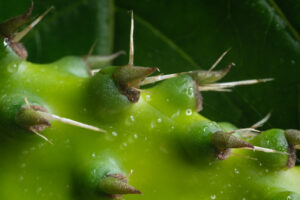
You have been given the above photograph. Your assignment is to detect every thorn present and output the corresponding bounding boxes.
[201,49,231,81]
[24,97,31,108]
[85,51,125,71]
[209,49,231,72]
[13,6,54,42]
[228,128,260,135]
[190,62,233,84]
[37,111,106,133]
[128,11,134,66]
[241,146,289,155]
[251,113,271,129]
[88,40,98,56]
[199,78,274,91]
[30,127,53,144]
[0,2,33,37]
[99,175,141,196]
[140,73,179,86]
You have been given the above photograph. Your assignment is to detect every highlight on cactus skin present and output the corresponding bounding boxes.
[0,3,299,200]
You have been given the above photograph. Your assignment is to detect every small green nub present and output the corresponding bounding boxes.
[99,175,141,196]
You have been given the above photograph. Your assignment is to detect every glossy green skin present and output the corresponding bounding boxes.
[0,39,300,200]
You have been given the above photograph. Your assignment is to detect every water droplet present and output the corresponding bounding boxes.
[130,115,135,122]
[134,134,138,139]
[19,176,24,181]
[287,196,292,200]
[186,87,194,98]
[92,153,96,158]
[291,60,296,65]
[228,184,231,187]
[166,98,170,102]
[21,163,26,168]
[265,169,269,173]
[185,109,192,116]
[211,194,216,199]
[123,142,127,147]
[242,198,246,200]
[36,187,42,193]
[145,95,151,101]
[150,121,156,129]
[157,118,162,123]
[112,131,117,136]
[234,168,239,174]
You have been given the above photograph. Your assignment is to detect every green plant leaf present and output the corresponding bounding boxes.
[0,0,114,62]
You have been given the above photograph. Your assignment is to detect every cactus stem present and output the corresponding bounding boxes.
[13,6,54,42]
[199,78,273,91]
[231,152,258,160]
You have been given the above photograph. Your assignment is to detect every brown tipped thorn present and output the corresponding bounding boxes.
[0,2,33,37]
[99,174,141,198]
[13,6,54,42]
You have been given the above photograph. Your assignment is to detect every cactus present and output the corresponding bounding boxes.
[0,2,300,200]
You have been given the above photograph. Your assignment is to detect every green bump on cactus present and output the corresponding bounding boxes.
[0,4,300,200]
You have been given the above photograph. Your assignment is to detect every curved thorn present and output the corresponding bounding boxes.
[203,48,231,77]
[251,113,271,129]
[30,128,53,144]
[13,6,54,42]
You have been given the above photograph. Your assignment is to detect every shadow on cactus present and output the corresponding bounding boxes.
[0,4,299,200]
